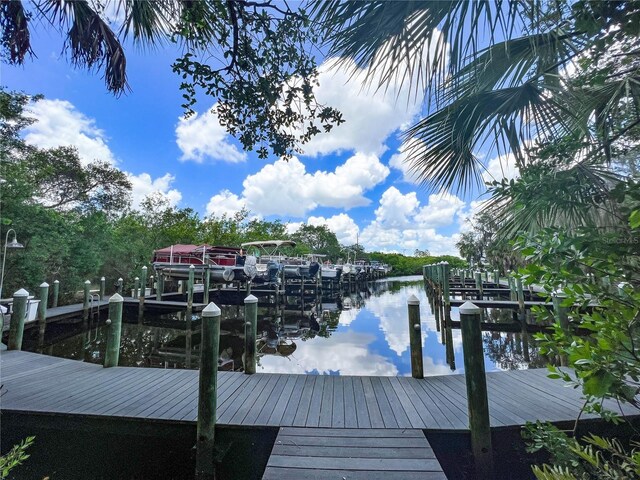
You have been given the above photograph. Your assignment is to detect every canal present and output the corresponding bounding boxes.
[21,276,544,375]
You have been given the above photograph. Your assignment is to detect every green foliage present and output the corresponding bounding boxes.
[456,210,523,271]
[290,224,341,260]
[1,89,132,298]
[174,3,343,159]
[524,422,640,480]
[2,2,342,159]
[515,180,640,477]
[368,252,465,276]
[517,225,640,413]
[0,436,34,479]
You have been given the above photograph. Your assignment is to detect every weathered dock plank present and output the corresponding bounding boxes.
[1,351,637,431]
[262,427,446,480]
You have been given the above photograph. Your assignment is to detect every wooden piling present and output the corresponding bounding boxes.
[133,277,139,299]
[187,265,195,318]
[117,277,123,294]
[475,272,483,298]
[83,280,91,320]
[52,279,59,308]
[104,293,124,368]
[8,289,29,350]
[493,270,500,286]
[516,276,526,328]
[149,275,154,296]
[196,302,222,480]
[157,273,164,301]
[244,294,258,374]
[204,269,210,304]
[100,277,106,301]
[139,266,147,318]
[407,295,424,379]
[507,273,516,301]
[552,290,570,366]
[38,282,49,333]
[459,301,494,479]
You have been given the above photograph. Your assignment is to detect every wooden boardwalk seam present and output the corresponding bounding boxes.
[1,350,636,430]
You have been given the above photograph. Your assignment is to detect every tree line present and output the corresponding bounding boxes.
[0,89,461,300]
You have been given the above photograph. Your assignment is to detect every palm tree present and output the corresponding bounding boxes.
[314,0,640,233]
[0,0,182,94]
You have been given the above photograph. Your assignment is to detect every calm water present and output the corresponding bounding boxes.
[24,276,544,375]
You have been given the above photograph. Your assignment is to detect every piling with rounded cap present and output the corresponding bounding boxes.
[52,279,60,307]
[8,289,29,350]
[407,294,423,378]
[133,277,140,299]
[244,294,258,374]
[140,266,148,299]
[459,300,493,479]
[117,277,123,294]
[197,302,222,479]
[83,280,91,319]
[104,293,124,368]
[187,265,195,314]
[38,282,49,330]
[100,277,106,300]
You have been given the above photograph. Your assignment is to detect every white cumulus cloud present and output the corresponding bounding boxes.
[207,153,389,218]
[176,105,247,163]
[388,139,425,184]
[301,57,424,157]
[307,214,360,246]
[127,172,182,210]
[24,99,116,165]
[374,187,419,228]
[415,192,466,228]
[206,189,246,217]
[482,152,520,184]
[359,187,464,255]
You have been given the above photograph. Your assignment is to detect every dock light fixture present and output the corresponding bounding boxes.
[0,229,24,300]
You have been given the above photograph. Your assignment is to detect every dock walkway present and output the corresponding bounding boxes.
[1,350,636,430]
[262,427,446,480]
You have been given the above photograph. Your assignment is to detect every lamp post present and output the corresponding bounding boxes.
[0,229,24,300]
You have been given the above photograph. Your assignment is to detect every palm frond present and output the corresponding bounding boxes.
[40,0,128,94]
[486,161,623,238]
[0,0,33,64]
[404,80,574,193]
[313,0,532,97]
[117,0,176,45]
[445,29,583,103]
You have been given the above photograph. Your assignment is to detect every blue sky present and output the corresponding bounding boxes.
[4,18,518,256]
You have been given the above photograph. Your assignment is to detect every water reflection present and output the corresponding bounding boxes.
[22,276,543,376]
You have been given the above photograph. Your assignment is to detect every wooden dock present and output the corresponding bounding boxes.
[448,299,553,310]
[262,427,446,480]
[10,297,207,329]
[1,350,636,430]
